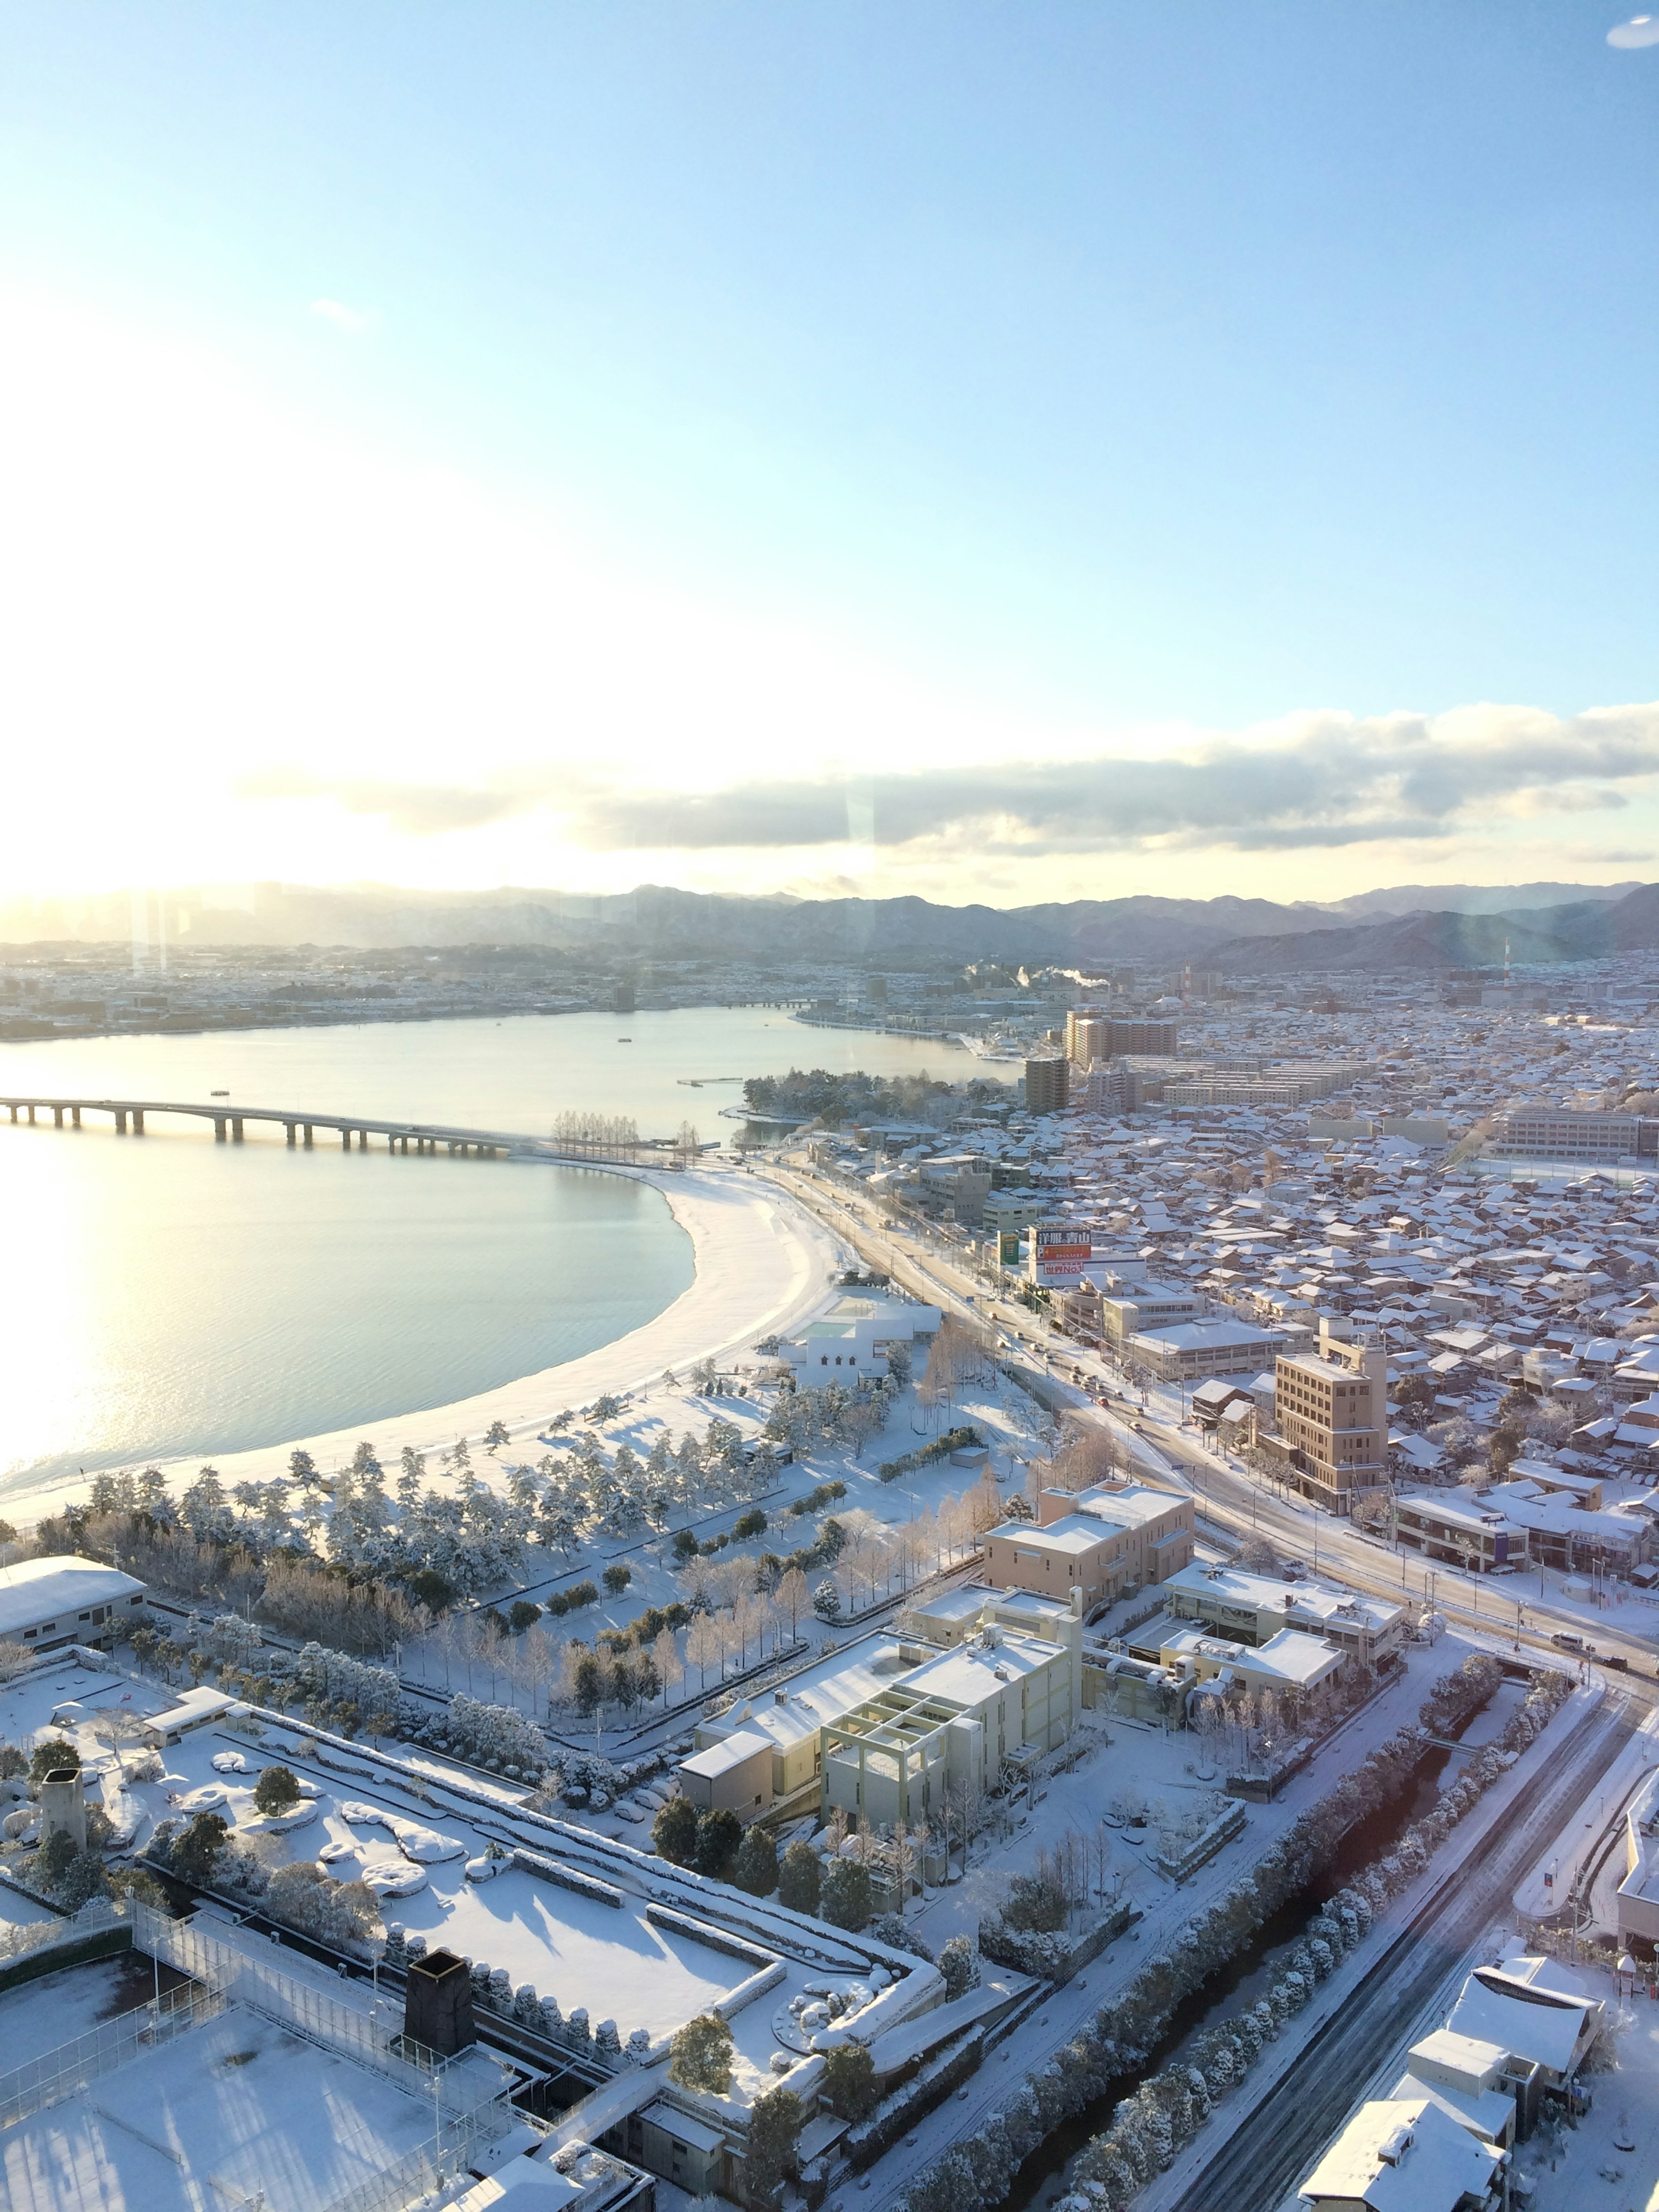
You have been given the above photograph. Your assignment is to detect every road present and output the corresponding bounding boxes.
[1148,1689,1639,2212]
[761,1158,1659,1697]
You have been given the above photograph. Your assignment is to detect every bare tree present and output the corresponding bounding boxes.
[90,1708,146,1779]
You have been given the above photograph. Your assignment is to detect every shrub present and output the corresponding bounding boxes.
[778,1838,821,1915]
[694,1808,743,1881]
[29,1736,79,1784]
[747,2085,803,2197]
[938,1933,979,1999]
[1002,1867,1068,1934]
[733,1508,768,1540]
[672,1529,699,1561]
[602,1564,632,1596]
[822,2040,878,2121]
[564,1580,600,1610]
[821,1857,873,1932]
[734,1824,779,1897]
[812,1580,842,1623]
[508,1601,542,1633]
[669,2012,734,2094]
[252,1764,302,1818]
[170,1811,230,1885]
[652,1796,699,1866]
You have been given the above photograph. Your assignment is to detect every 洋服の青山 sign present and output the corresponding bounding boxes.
[1030,1225,1092,1281]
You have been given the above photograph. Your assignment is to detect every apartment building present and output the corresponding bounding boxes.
[1273,1322,1388,1513]
[1488,1105,1658,1161]
[1023,1056,1070,1115]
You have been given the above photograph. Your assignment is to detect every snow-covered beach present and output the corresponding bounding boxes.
[0,1162,848,1525]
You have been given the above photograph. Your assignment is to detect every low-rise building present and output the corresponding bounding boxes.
[1127,1316,1287,1382]
[1159,1624,1345,1697]
[1393,1493,1528,1573]
[1616,1764,1659,1949]
[0,1555,146,1654]
[778,1293,941,1382]
[1297,2096,1505,2212]
[1160,1561,1408,1667]
[1098,1281,1206,1348]
[1040,1478,1195,1589]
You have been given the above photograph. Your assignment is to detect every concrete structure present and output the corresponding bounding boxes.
[820,1618,1074,1829]
[141,1686,247,1748]
[778,1292,941,1381]
[1392,2030,1517,2151]
[1274,1321,1388,1512]
[1023,1057,1070,1116]
[676,1729,774,1821]
[0,1555,146,1653]
[1393,1494,1528,1573]
[1036,1478,1195,1594]
[1478,1480,1653,1574]
[1127,1316,1288,1382]
[1098,1281,1206,1348]
[404,1947,477,2056]
[1487,1105,1657,1162]
[1297,2096,1505,2212]
[1160,1624,1345,1696]
[39,1765,87,1851]
[1160,1560,1408,1667]
[0,1091,544,1158]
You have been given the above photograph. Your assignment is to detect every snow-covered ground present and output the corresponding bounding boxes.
[0,1951,180,2074]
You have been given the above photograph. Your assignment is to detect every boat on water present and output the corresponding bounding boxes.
[210,1088,230,1096]
[617,1036,632,1042]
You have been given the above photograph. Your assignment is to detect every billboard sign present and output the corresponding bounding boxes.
[1030,1224,1093,1285]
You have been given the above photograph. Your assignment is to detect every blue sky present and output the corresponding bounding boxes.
[2,3,1657,905]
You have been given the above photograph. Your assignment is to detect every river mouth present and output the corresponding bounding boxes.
[999,1731,1464,2212]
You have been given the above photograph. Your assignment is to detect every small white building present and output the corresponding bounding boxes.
[1297,2096,1504,2212]
[778,1294,941,1382]
[0,1556,146,1654]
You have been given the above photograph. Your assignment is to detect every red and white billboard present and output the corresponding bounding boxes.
[1030,1225,1092,1284]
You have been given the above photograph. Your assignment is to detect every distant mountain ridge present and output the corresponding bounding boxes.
[1,878,1654,972]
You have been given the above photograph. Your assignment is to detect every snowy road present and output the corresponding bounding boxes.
[1147,1689,1640,2212]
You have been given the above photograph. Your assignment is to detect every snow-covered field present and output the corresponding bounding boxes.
[0,2005,437,2212]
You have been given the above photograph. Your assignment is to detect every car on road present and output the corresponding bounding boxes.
[1599,1652,1631,1672]
[1550,1631,1592,1654]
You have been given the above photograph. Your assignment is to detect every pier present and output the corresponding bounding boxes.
[0,1095,654,1166]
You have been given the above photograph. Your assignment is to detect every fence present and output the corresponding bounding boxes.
[0,1976,226,2130]
[130,1902,512,2127]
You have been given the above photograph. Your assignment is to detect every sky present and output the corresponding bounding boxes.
[2,1,1658,912]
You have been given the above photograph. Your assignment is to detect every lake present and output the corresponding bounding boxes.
[0,1007,980,1497]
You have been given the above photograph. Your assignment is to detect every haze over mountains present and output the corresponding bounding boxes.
[3,879,1653,973]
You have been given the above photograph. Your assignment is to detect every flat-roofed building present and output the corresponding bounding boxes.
[0,1555,146,1654]
[1098,1282,1205,1348]
[821,1621,1074,1830]
[1160,1624,1344,1696]
[1161,1560,1408,1667]
[1129,1317,1288,1382]
[1038,1478,1195,1592]
[1274,1322,1388,1513]
[677,1729,774,1822]
[1394,1493,1528,1573]
[778,1294,941,1383]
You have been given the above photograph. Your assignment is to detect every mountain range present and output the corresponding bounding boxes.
[2,878,1654,974]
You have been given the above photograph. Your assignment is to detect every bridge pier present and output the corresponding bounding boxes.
[27,1105,35,1124]
[53,1106,63,1127]
[132,1110,144,1135]
[303,1125,313,1147]
[286,1124,296,1146]
[341,1127,350,1150]
[214,1119,226,1141]
[231,1119,244,1142]
[114,1110,127,1135]
[71,1106,80,1127]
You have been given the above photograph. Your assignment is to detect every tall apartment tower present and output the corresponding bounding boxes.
[1067,1011,1110,1066]
[1107,1018,1177,1055]
[1024,1057,1071,1115]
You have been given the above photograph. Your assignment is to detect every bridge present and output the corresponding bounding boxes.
[0,1094,656,1165]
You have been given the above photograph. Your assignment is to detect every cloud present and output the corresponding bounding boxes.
[235,769,526,836]
[558,701,1659,857]
[308,298,376,335]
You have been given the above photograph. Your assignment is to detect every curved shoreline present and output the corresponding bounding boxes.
[3,1163,847,1522]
